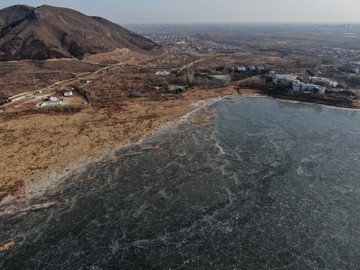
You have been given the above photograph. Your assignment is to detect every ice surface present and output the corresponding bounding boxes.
[1,96,360,269]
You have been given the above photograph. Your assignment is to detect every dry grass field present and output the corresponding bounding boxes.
[0,59,105,97]
[0,84,239,212]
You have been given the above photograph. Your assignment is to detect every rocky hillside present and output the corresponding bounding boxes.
[0,5,160,60]
[0,4,34,28]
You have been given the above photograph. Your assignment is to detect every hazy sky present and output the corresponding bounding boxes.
[1,0,359,24]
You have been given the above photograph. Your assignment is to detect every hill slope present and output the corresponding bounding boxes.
[0,5,160,60]
[0,4,33,28]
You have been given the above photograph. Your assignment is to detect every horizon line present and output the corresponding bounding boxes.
[123,21,360,26]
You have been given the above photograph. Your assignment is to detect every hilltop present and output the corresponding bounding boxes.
[0,4,160,60]
[0,4,33,28]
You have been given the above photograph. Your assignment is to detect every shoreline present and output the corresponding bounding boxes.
[258,94,360,111]
[264,93,360,110]
[1,88,357,215]
[274,96,360,111]
[0,87,236,215]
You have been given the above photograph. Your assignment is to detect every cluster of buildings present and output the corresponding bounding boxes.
[35,96,62,107]
[35,89,73,107]
[292,81,326,94]
[145,35,190,44]
[324,47,360,62]
[63,90,73,97]
[234,66,265,73]
[272,74,338,95]
[155,70,171,76]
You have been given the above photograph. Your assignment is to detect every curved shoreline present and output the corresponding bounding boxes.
[0,87,236,215]
[1,88,357,215]
[264,93,360,110]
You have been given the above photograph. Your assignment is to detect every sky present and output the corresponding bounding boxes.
[1,0,360,24]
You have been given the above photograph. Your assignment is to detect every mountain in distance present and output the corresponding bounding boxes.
[0,4,161,61]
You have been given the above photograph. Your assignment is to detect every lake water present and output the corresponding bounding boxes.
[1,96,360,269]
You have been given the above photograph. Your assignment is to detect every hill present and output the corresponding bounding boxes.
[0,4,33,28]
[0,4,160,60]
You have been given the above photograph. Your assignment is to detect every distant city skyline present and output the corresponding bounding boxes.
[1,0,360,24]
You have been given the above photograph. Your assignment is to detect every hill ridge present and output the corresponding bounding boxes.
[0,4,160,61]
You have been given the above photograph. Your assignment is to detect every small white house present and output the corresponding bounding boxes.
[156,70,170,76]
[237,66,247,72]
[36,96,63,107]
[63,90,73,97]
[42,96,58,102]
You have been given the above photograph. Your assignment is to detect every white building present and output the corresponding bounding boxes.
[273,74,298,85]
[35,99,63,107]
[309,77,338,88]
[156,70,170,76]
[353,66,360,74]
[292,81,326,94]
[43,96,58,102]
[237,66,247,72]
[318,86,326,95]
[63,91,73,97]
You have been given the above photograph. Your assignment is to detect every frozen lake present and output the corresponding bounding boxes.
[1,96,360,269]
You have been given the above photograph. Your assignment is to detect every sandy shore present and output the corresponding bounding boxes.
[1,86,252,213]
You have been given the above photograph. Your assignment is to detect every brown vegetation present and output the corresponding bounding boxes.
[0,85,236,209]
[0,59,105,97]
